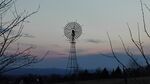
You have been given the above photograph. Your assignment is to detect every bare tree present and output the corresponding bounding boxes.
[101,0,150,83]
[119,35,142,68]
[0,0,46,74]
[106,32,127,69]
[103,0,150,69]
[122,0,150,68]
[106,32,129,84]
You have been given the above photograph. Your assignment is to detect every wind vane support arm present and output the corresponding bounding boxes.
[72,30,75,41]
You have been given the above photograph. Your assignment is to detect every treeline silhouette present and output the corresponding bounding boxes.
[1,66,150,84]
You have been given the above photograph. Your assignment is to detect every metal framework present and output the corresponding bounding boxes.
[64,22,82,74]
[67,40,79,74]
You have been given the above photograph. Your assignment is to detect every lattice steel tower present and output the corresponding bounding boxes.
[64,22,82,74]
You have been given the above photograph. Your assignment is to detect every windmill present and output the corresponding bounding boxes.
[64,22,82,74]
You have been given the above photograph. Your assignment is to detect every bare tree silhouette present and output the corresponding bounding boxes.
[119,0,150,68]
[103,0,150,71]
[0,0,47,74]
[101,0,150,83]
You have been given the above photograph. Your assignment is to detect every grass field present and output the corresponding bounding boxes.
[54,77,150,84]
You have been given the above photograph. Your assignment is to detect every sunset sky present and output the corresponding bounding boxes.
[13,0,150,69]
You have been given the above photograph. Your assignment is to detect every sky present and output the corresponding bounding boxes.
[10,0,150,69]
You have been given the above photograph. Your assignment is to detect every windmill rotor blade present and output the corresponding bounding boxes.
[64,22,82,40]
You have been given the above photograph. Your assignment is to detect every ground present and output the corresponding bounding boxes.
[54,77,150,84]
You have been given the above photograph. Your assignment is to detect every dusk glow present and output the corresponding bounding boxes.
[2,0,150,84]
[10,0,150,69]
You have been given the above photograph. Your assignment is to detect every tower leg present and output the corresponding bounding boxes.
[67,41,79,74]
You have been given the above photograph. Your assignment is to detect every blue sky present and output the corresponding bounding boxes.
[11,0,150,69]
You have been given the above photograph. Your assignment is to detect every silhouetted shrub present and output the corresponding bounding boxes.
[100,68,109,78]
[111,66,123,78]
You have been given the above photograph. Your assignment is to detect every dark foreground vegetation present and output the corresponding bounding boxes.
[1,66,150,84]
